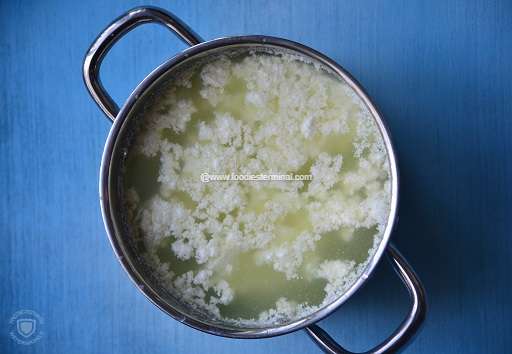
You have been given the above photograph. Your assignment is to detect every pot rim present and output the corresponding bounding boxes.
[99,35,399,339]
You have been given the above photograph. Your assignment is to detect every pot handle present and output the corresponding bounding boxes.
[83,6,203,122]
[306,244,426,354]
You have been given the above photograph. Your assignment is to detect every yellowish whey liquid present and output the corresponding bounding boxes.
[124,51,391,326]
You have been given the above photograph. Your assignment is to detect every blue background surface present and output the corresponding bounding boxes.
[1,1,511,353]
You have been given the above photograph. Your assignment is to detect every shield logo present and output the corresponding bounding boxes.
[16,318,36,338]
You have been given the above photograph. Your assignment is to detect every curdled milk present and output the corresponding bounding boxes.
[123,51,391,326]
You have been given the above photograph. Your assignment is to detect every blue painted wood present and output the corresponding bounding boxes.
[1,0,511,353]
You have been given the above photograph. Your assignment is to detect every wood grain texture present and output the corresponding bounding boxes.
[1,0,511,353]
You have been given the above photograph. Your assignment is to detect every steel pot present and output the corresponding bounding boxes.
[83,6,426,354]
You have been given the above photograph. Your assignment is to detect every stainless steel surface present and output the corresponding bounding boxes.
[83,5,425,349]
[305,243,427,354]
[83,6,203,121]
